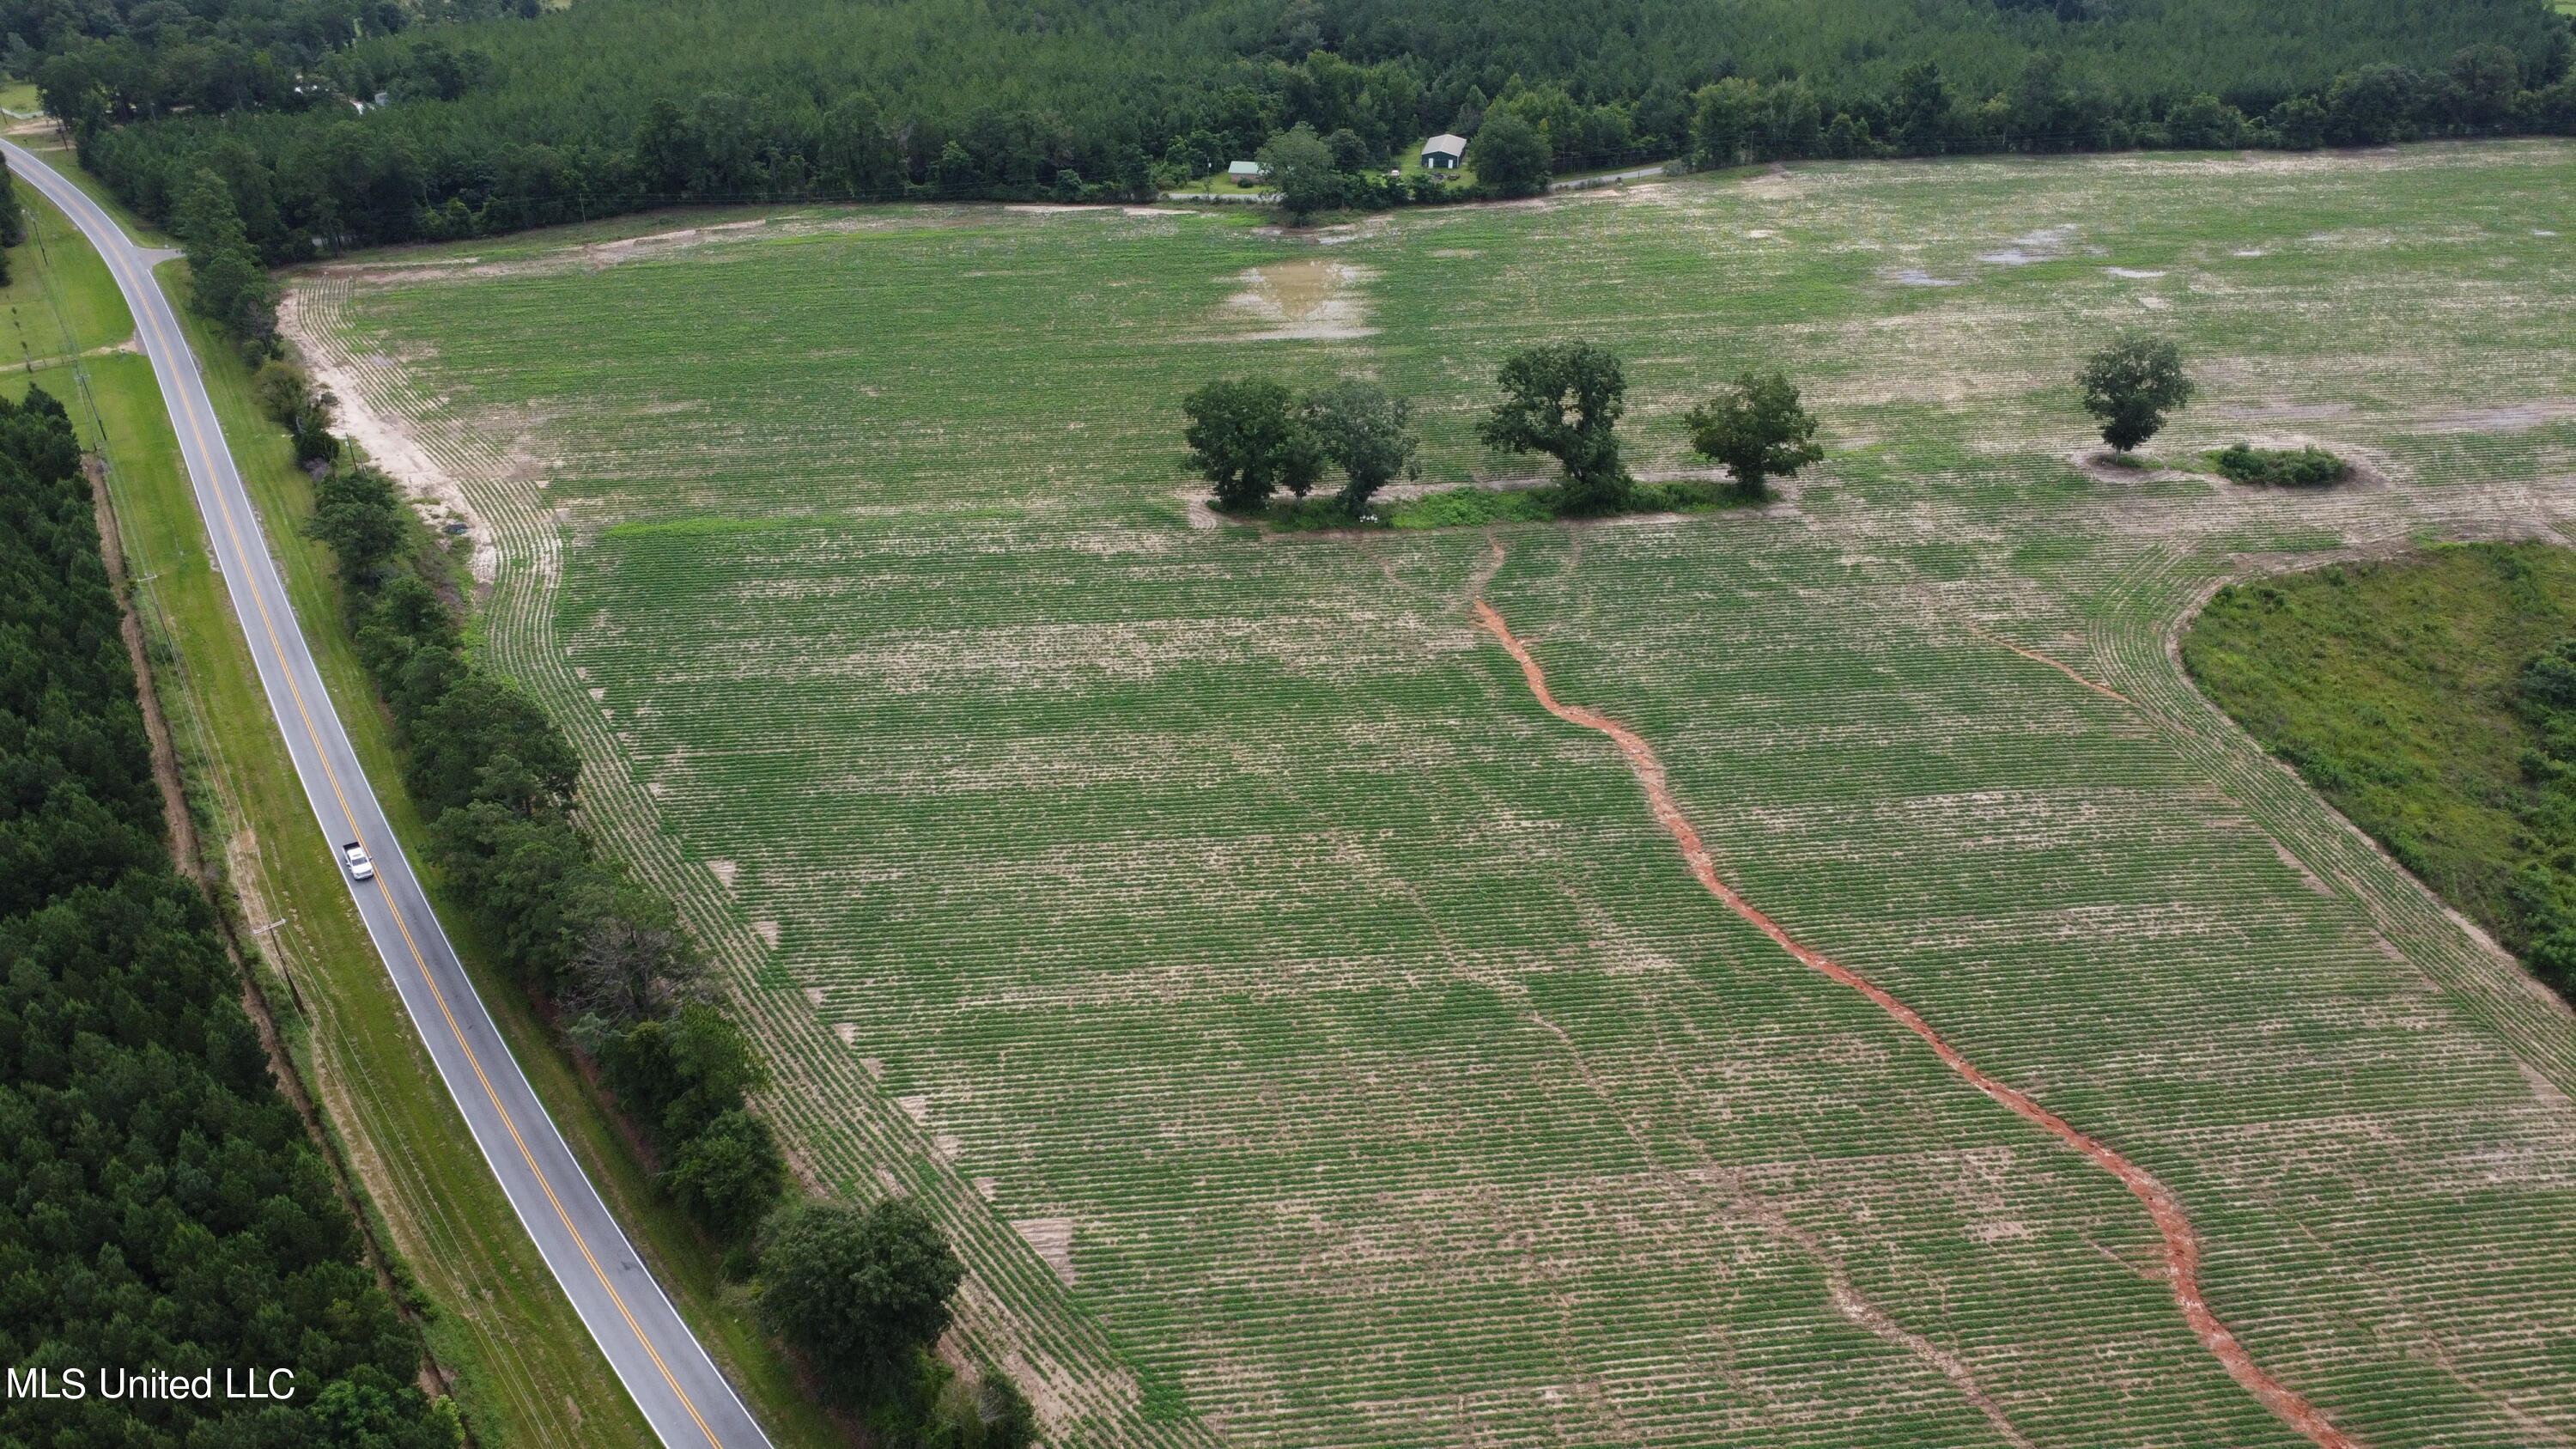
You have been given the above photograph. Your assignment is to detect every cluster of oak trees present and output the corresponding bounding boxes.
[1180,375,1421,514]
[1186,332,2328,520]
[1183,344,1826,518]
[0,383,462,1448]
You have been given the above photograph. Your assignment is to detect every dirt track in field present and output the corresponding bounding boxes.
[1934,603,2142,708]
[1471,589,2365,1449]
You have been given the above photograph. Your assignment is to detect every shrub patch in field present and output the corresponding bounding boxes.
[2210,442,2349,485]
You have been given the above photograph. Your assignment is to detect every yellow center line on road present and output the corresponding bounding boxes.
[92,210,726,1449]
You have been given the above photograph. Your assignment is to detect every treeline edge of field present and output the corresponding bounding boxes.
[4,0,2573,258]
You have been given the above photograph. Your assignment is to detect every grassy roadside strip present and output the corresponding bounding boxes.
[164,228,850,1449]
[10,179,660,1447]
[15,143,848,1449]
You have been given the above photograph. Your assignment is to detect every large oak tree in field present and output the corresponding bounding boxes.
[2077,335,2194,454]
[1685,371,1824,496]
[1479,342,1631,512]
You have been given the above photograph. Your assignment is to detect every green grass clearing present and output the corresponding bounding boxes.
[2184,542,2576,960]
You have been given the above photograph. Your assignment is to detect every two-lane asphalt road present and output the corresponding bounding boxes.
[4,139,776,1449]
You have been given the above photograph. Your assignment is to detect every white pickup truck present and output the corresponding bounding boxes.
[343,842,376,881]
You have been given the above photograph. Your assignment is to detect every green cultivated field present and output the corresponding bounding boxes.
[295,142,2576,1446]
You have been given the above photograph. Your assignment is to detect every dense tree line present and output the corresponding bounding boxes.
[0,383,460,1449]
[174,164,277,350]
[287,389,787,1251]
[1,0,2563,249]
[0,152,22,286]
[1676,45,2574,172]
[10,0,519,129]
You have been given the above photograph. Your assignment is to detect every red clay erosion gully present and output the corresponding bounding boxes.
[1468,593,2362,1449]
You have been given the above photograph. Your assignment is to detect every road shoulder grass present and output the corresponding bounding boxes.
[150,263,848,1449]
[12,181,659,1448]
[155,267,847,1449]
[17,164,834,1446]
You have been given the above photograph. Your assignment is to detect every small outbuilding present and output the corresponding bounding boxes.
[1420,133,1468,170]
[1227,160,1266,182]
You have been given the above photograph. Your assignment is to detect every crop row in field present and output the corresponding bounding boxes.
[291,141,2576,1446]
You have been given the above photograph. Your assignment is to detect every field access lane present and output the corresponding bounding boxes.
[2,139,775,1449]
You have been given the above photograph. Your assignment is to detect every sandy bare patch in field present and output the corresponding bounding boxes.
[1009,1218,1078,1284]
[1741,164,1802,200]
[1978,224,2081,265]
[278,289,498,581]
[1314,214,1394,246]
[1218,258,1377,339]
[2064,447,2216,487]
[303,204,1149,289]
[571,217,772,267]
[2216,402,2357,421]
[1178,491,1225,529]
[2413,399,2576,433]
